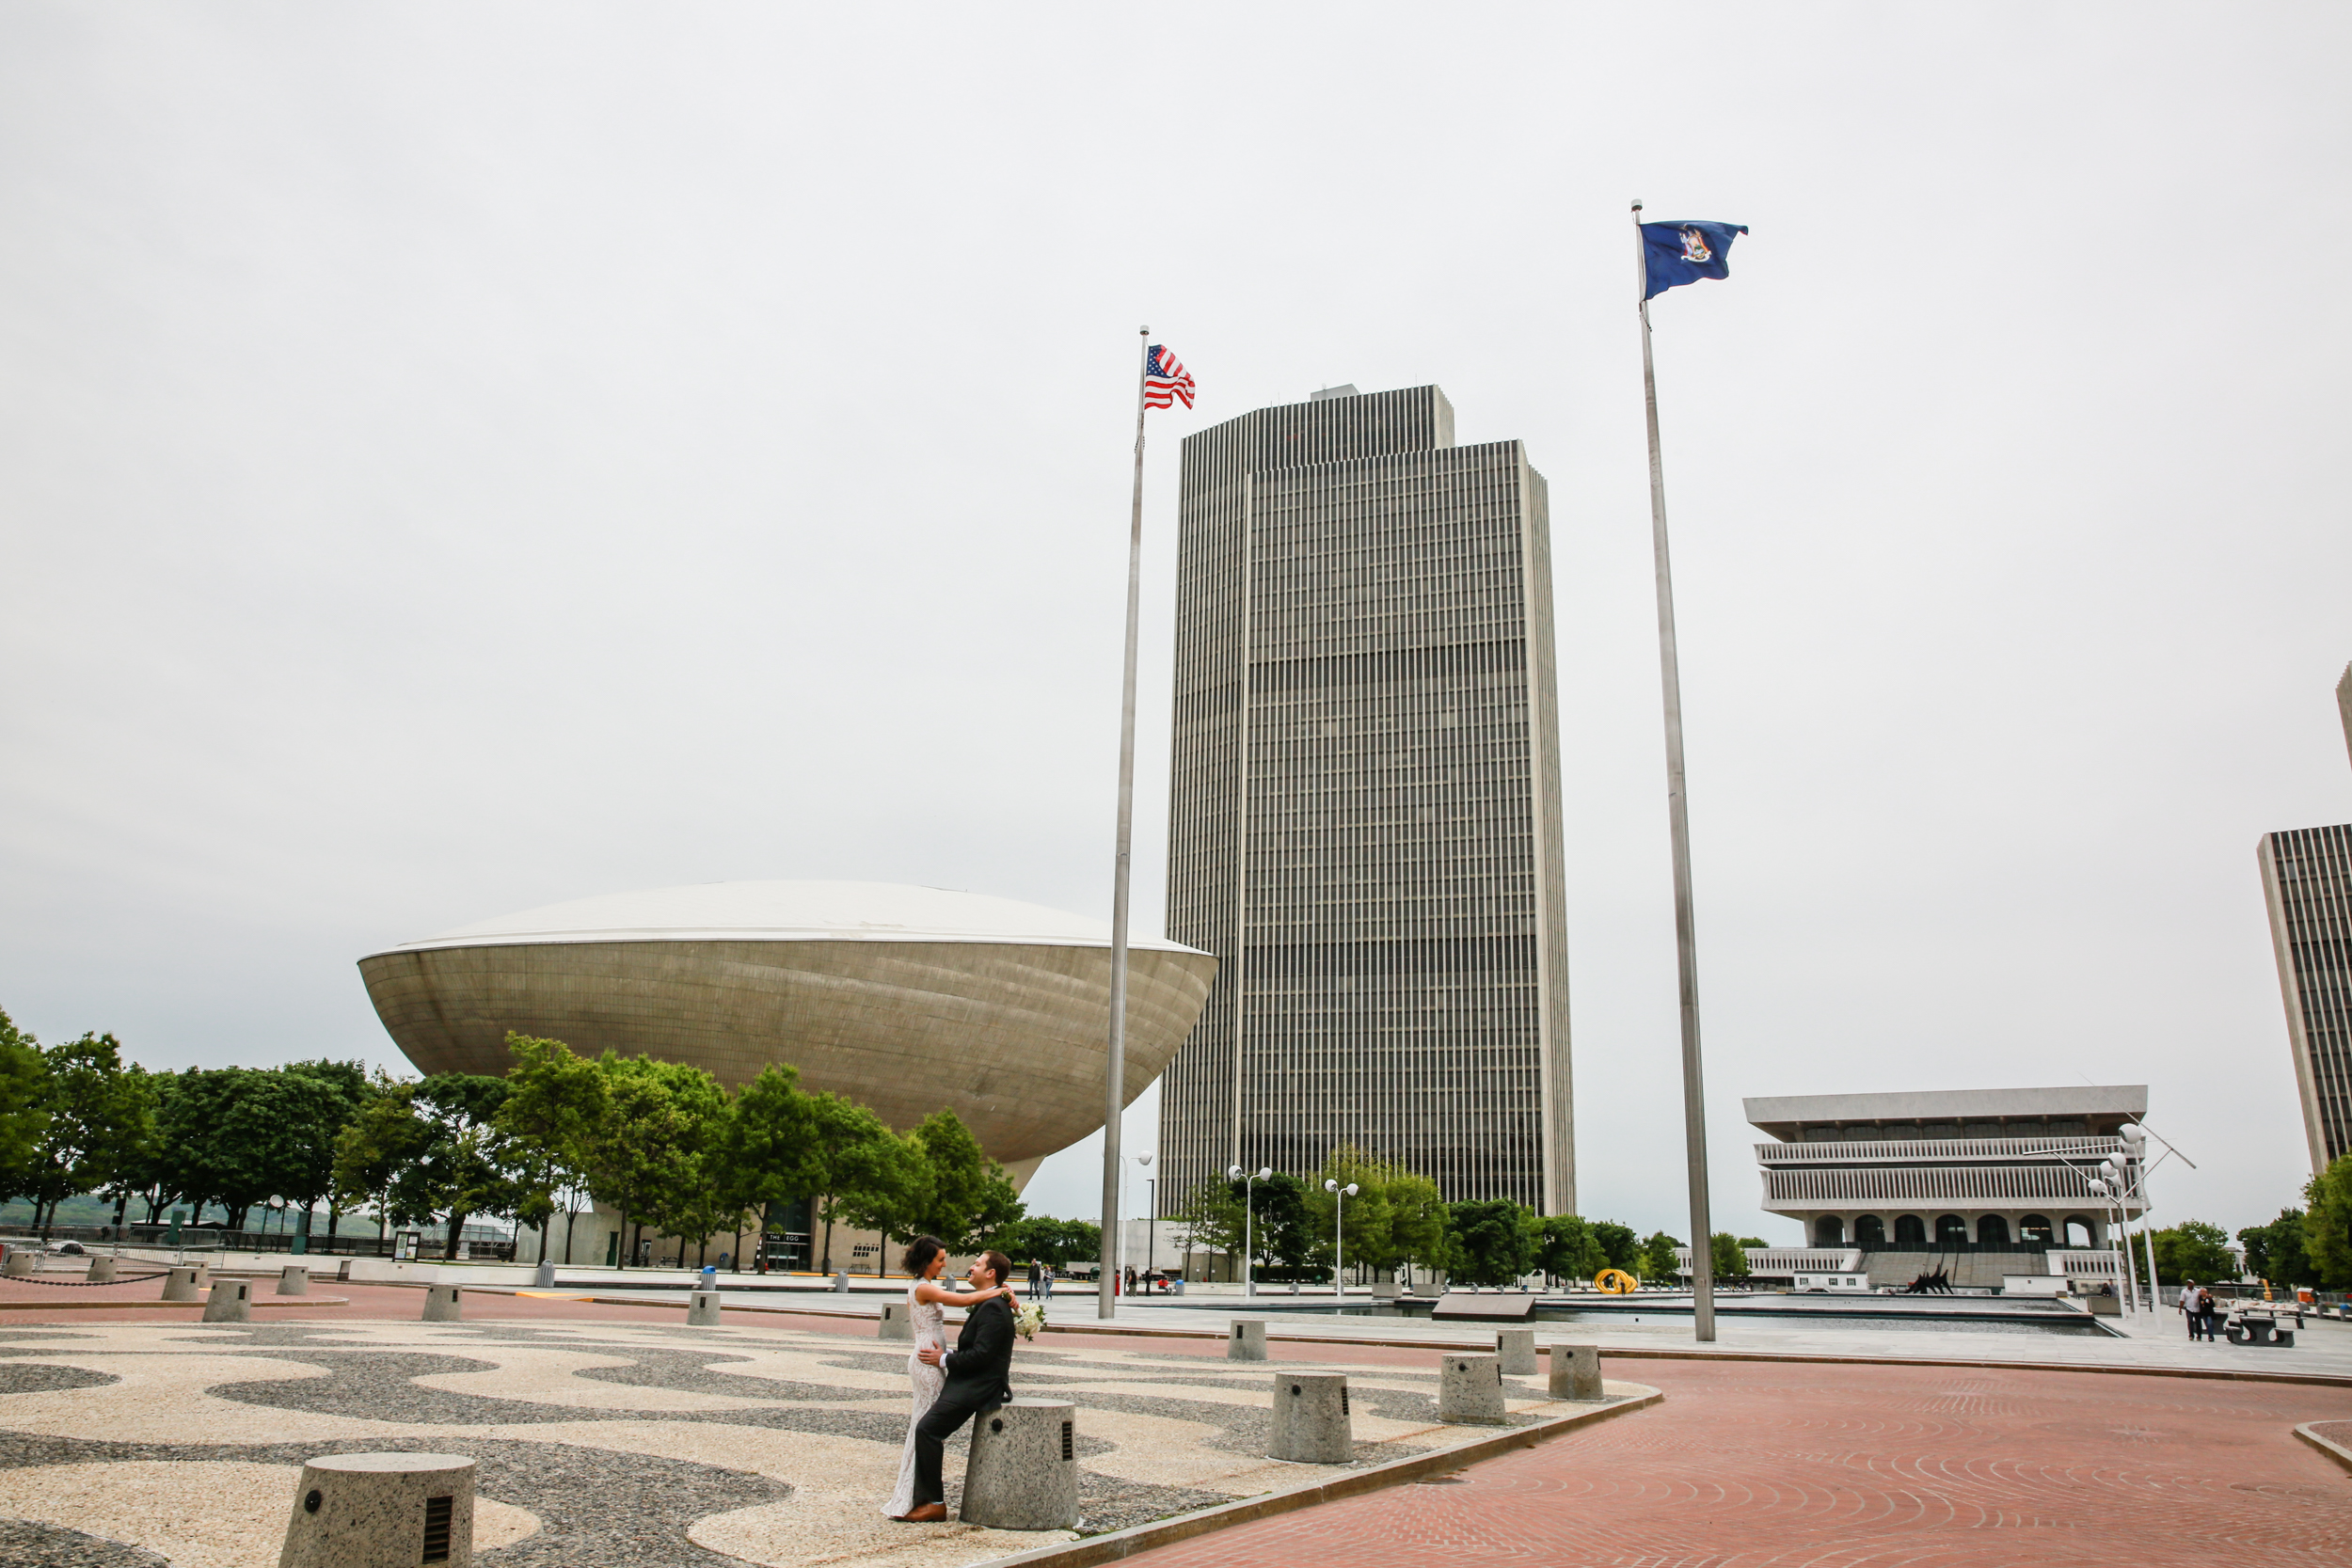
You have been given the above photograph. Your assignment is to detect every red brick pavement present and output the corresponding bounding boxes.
[1122,1358,2352,1568]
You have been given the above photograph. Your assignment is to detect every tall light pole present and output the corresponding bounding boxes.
[1229,1164,1271,1297]
[1145,1177,1157,1278]
[1323,1180,1359,1298]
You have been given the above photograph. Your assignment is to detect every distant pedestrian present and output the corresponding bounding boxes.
[2196,1284,2218,1341]
[2178,1279,2199,1340]
[1026,1258,1042,1303]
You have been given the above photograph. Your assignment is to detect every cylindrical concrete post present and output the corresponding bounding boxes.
[278,1266,310,1297]
[832,1271,850,1292]
[86,1256,118,1284]
[1438,1352,1506,1424]
[1493,1327,1537,1375]
[279,1451,476,1568]
[161,1266,203,1302]
[533,1259,556,1289]
[687,1291,721,1326]
[421,1284,463,1322]
[959,1400,1079,1530]
[1266,1370,1352,1463]
[1547,1343,1603,1401]
[878,1300,914,1340]
[1226,1319,1267,1361]
[202,1279,253,1323]
[2,1249,37,1278]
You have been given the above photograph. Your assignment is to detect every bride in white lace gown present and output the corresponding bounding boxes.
[882,1236,1017,1519]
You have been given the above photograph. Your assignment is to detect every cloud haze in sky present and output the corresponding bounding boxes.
[3,5,2346,1243]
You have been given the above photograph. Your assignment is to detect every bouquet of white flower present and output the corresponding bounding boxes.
[1013,1300,1047,1340]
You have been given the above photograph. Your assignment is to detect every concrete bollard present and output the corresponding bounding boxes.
[336,1259,355,1283]
[687,1290,721,1326]
[280,1451,476,1568]
[1493,1327,1537,1375]
[959,1399,1079,1529]
[1227,1319,1267,1361]
[86,1256,118,1284]
[421,1284,463,1322]
[1266,1370,1352,1463]
[278,1265,310,1296]
[161,1265,204,1302]
[832,1271,850,1292]
[202,1279,253,1323]
[878,1299,914,1340]
[533,1259,555,1289]
[2,1249,37,1278]
[1548,1343,1603,1401]
[1438,1352,1506,1424]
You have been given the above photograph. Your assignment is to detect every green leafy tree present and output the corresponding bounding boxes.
[496,1034,610,1263]
[2303,1155,2352,1290]
[1249,1174,1314,1275]
[332,1072,431,1238]
[1446,1199,1536,1288]
[24,1033,148,1234]
[1637,1230,1683,1282]
[890,1108,1024,1258]
[95,1064,163,1227]
[1167,1178,1245,1273]
[374,1073,523,1258]
[1383,1168,1448,1277]
[1590,1220,1641,1275]
[995,1214,1101,1268]
[581,1054,727,1267]
[2150,1219,2239,1286]
[278,1060,370,1238]
[2237,1209,2318,1289]
[1536,1215,1605,1287]
[801,1092,907,1275]
[712,1063,819,1271]
[1709,1233,1749,1279]
[1306,1145,1396,1277]
[0,1008,53,1208]
[161,1067,314,1230]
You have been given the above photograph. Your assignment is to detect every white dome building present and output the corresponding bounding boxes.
[358,880,1217,1188]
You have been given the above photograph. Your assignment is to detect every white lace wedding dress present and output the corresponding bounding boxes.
[882,1283,947,1517]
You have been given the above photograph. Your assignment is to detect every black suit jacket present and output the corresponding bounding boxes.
[942,1293,1015,1406]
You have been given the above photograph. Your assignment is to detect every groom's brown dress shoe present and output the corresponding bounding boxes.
[897,1503,948,1523]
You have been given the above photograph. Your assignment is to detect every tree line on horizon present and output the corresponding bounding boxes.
[0,1006,1089,1271]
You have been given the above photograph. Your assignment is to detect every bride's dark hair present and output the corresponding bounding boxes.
[901,1236,946,1277]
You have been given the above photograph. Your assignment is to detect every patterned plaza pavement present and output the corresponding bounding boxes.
[0,1285,1645,1567]
[1121,1354,2352,1568]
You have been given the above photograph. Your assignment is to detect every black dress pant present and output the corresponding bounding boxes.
[913,1383,999,1509]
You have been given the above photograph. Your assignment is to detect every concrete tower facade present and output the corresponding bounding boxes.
[2260,662,2352,1171]
[1157,385,1573,1215]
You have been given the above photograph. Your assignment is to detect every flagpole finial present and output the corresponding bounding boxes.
[1139,325,1149,336]
[1630,199,1644,214]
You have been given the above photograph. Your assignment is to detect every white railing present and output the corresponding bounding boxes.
[1760,1164,2141,1209]
[1756,1137,2124,1164]
[1674,1246,1859,1275]
[2047,1249,2122,1278]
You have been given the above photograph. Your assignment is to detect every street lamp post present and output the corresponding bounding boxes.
[1145,1177,1157,1280]
[1228,1164,1271,1297]
[1323,1180,1359,1297]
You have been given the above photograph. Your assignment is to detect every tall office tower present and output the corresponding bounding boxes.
[1157,385,1573,1215]
[2258,662,2352,1171]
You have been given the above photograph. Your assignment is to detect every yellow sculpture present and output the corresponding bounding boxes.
[1595,1268,1638,1294]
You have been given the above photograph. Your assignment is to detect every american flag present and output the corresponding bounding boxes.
[1143,343,1195,409]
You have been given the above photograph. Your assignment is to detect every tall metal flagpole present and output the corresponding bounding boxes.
[1632,200,1717,1343]
[1100,326,1152,1322]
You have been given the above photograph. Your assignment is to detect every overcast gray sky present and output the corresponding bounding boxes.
[4,5,2346,1245]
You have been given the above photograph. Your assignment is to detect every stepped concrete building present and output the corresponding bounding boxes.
[2257,662,2352,1171]
[1745,1086,2149,1290]
[1157,384,1574,1214]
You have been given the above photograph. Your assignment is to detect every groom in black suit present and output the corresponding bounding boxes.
[902,1249,1017,1522]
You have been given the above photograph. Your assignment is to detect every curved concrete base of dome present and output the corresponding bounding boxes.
[359,937,1215,1167]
